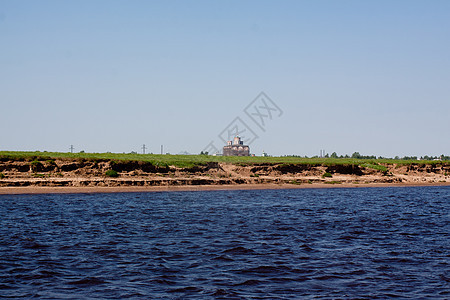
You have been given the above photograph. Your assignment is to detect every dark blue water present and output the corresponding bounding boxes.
[0,187,449,299]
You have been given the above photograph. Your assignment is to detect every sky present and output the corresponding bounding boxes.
[1,0,449,157]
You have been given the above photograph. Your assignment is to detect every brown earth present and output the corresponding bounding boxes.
[0,158,449,194]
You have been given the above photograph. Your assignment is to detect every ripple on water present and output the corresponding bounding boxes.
[0,186,448,298]
[222,246,256,255]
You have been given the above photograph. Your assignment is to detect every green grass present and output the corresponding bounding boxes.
[105,170,119,177]
[289,180,301,185]
[360,163,388,172]
[322,172,333,178]
[32,173,46,178]
[0,151,447,168]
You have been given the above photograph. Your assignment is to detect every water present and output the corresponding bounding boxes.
[0,187,449,299]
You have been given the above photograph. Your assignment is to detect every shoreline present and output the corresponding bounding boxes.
[1,158,449,195]
[1,182,449,195]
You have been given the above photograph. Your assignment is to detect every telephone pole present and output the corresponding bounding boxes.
[142,144,147,154]
[70,145,74,153]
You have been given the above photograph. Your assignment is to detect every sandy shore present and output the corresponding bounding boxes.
[1,159,449,195]
[1,182,449,195]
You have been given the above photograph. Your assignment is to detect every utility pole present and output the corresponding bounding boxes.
[70,145,74,153]
[161,145,163,155]
[142,144,147,155]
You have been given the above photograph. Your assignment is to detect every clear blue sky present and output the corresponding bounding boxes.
[1,1,449,157]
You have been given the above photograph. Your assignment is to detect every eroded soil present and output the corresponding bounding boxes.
[1,158,449,188]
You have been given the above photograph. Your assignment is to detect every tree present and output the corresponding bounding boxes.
[351,152,361,159]
[331,152,338,158]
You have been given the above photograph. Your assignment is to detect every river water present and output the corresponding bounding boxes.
[0,187,449,298]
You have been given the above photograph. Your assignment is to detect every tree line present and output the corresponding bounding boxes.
[284,152,450,161]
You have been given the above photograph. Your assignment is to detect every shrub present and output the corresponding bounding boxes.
[155,162,169,168]
[322,172,332,178]
[105,170,119,177]
[31,160,44,172]
[0,172,4,179]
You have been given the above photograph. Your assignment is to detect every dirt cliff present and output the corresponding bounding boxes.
[0,158,449,188]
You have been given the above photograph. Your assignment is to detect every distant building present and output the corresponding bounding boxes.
[223,136,250,156]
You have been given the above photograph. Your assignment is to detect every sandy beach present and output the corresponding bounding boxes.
[1,182,449,195]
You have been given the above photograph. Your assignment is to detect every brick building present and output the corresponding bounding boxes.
[223,136,250,156]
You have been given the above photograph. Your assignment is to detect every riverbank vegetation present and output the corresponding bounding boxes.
[0,151,448,169]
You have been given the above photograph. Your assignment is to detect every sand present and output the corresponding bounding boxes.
[1,182,449,195]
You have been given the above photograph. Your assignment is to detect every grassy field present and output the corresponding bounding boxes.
[0,151,447,168]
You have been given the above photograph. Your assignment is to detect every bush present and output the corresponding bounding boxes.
[0,172,4,179]
[322,172,333,178]
[31,160,44,172]
[105,170,119,177]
